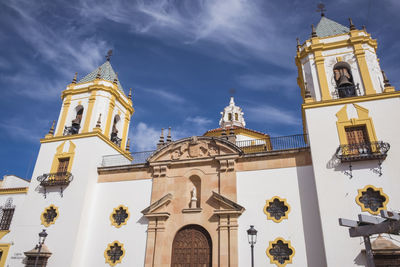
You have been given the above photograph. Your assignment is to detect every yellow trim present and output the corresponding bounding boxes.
[0,187,28,195]
[82,90,96,132]
[0,243,11,267]
[104,96,116,138]
[266,237,295,267]
[40,204,59,227]
[314,50,331,100]
[110,205,130,228]
[40,131,133,161]
[353,43,376,95]
[104,240,125,266]
[0,231,10,240]
[356,185,389,215]
[50,141,76,173]
[121,111,130,150]
[302,90,400,110]
[55,95,72,136]
[263,196,291,223]
[335,104,377,146]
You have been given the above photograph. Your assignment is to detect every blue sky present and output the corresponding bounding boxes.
[1,0,399,179]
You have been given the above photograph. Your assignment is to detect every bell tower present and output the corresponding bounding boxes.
[298,14,400,267]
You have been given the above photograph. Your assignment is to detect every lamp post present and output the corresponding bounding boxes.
[34,229,48,267]
[247,225,257,267]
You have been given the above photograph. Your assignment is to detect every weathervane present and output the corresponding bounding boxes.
[229,88,236,97]
[316,3,326,17]
[105,50,113,61]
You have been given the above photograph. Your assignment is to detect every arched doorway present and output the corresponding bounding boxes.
[171,225,212,267]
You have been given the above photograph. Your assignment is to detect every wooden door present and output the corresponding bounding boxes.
[345,126,369,154]
[56,158,70,180]
[171,225,212,267]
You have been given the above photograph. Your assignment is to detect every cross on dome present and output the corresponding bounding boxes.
[219,97,246,129]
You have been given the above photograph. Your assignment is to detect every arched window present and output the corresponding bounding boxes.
[110,115,121,146]
[64,105,84,135]
[235,113,238,120]
[333,62,356,98]
[228,113,232,121]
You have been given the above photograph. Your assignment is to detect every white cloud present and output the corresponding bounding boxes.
[130,122,160,151]
[184,116,212,127]
[142,88,185,104]
[245,105,300,126]
[237,73,296,91]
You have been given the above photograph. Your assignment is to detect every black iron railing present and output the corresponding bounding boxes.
[101,151,155,167]
[37,172,73,198]
[236,134,308,154]
[332,84,361,99]
[335,141,390,162]
[111,135,122,147]
[63,125,80,135]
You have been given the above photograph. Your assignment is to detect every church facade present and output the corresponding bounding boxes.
[0,15,400,267]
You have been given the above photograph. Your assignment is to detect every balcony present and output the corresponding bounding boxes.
[335,141,390,162]
[37,172,73,198]
[332,84,361,99]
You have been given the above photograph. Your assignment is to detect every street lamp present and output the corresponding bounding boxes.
[34,229,48,267]
[247,225,257,267]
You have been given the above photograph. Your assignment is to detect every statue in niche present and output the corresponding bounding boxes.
[190,187,197,208]
[191,187,197,201]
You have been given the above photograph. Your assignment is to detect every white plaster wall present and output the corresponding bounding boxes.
[5,136,126,267]
[320,34,349,44]
[1,176,29,188]
[89,90,111,132]
[305,97,400,266]
[365,48,384,93]
[237,166,325,267]
[82,179,152,267]
[302,56,322,101]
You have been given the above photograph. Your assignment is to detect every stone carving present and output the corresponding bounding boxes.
[170,139,220,160]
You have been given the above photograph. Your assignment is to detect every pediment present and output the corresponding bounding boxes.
[141,193,172,216]
[148,136,242,163]
[211,191,245,215]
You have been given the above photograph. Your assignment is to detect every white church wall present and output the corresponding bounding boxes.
[364,47,385,93]
[237,165,324,267]
[305,97,400,266]
[81,179,152,267]
[1,175,29,188]
[5,137,126,267]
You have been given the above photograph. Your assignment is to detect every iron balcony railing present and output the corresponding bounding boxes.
[335,141,390,162]
[63,125,80,135]
[100,134,309,167]
[37,172,74,187]
[332,84,361,99]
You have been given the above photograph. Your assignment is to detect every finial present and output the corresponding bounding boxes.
[304,82,312,98]
[48,120,55,135]
[316,3,326,17]
[229,88,236,97]
[113,72,118,84]
[96,113,102,128]
[126,138,130,151]
[296,38,301,51]
[362,25,366,31]
[166,127,172,143]
[349,18,356,31]
[105,49,113,61]
[157,128,165,148]
[72,72,77,84]
[382,70,392,87]
[221,128,227,137]
[311,24,317,38]
[128,88,132,100]
[96,67,102,79]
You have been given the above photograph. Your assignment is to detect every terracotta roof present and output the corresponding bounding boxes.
[203,126,269,137]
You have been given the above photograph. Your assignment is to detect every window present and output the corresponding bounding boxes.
[235,113,238,120]
[104,241,125,266]
[263,196,290,223]
[110,205,130,228]
[346,125,369,145]
[56,158,69,176]
[41,205,59,227]
[356,185,389,215]
[266,238,295,266]
[0,208,14,230]
[228,113,232,121]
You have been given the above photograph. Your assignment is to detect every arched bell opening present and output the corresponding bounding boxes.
[333,61,357,98]
[110,115,121,146]
[64,105,84,135]
[171,224,212,267]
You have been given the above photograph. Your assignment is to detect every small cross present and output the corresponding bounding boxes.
[105,50,113,61]
[229,88,236,97]
[316,3,326,17]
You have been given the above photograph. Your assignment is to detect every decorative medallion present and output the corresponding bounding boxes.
[266,238,295,267]
[104,241,125,266]
[40,205,59,227]
[263,196,290,223]
[110,205,130,228]
[356,185,389,215]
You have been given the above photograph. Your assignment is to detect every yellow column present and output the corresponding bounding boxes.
[121,111,131,150]
[353,44,376,95]
[55,95,72,136]
[82,90,96,133]
[314,51,331,101]
[104,96,116,138]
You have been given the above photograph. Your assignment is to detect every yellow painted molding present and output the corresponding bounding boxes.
[263,196,291,223]
[353,43,376,95]
[314,51,331,101]
[335,104,377,146]
[104,241,125,266]
[302,90,400,110]
[121,112,130,150]
[110,205,130,228]
[50,141,76,173]
[0,187,28,195]
[104,96,116,138]
[384,86,395,93]
[0,243,11,267]
[55,95,72,136]
[40,204,59,227]
[0,231,10,240]
[266,237,295,267]
[40,131,133,161]
[82,90,97,133]
[356,185,389,215]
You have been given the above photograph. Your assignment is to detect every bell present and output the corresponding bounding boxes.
[334,68,353,87]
